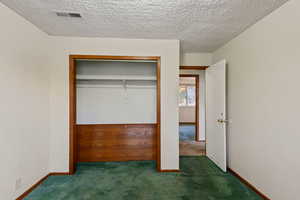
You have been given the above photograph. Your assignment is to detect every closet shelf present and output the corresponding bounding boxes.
[76,75,156,81]
[77,84,156,89]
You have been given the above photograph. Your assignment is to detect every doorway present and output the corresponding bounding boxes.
[179,61,227,172]
[179,74,206,156]
[69,55,161,174]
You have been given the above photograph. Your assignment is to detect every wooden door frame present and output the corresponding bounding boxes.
[179,74,200,141]
[180,66,208,70]
[69,55,161,174]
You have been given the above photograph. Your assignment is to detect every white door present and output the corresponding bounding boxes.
[206,60,227,172]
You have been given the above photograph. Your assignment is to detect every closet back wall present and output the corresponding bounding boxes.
[76,61,156,124]
[75,60,158,162]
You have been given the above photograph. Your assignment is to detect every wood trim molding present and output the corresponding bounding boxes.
[156,58,161,172]
[16,174,50,200]
[69,56,76,175]
[49,172,71,176]
[179,122,196,125]
[180,66,208,70]
[17,168,269,199]
[16,172,71,200]
[70,55,160,61]
[179,74,200,141]
[228,168,271,200]
[77,123,157,125]
[69,55,161,173]
[195,75,200,141]
[16,166,179,200]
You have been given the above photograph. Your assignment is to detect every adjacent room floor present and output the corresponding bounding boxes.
[179,125,206,156]
[24,156,261,200]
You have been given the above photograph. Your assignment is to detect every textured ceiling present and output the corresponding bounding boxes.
[1,0,289,52]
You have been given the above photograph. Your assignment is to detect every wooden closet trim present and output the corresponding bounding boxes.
[180,66,208,70]
[179,74,200,141]
[69,55,161,174]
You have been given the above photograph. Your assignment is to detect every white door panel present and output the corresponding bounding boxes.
[206,60,227,172]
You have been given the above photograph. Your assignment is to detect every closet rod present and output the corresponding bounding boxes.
[76,75,157,81]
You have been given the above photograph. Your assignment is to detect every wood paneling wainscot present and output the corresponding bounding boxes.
[77,124,157,162]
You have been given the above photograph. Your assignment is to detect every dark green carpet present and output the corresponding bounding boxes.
[25,156,261,200]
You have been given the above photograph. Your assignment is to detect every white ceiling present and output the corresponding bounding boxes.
[1,0,288,52]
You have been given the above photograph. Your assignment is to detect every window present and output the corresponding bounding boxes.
[179,85,195,106]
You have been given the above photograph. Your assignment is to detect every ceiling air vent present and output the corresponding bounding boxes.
[55,12,82,18]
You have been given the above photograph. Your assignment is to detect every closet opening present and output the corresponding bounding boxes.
[69,55,161,174]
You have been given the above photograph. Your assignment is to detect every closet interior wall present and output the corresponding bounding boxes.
[75,59,158,162]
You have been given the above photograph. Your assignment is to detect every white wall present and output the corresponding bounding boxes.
[76,60,157,76]
[1,4,180,198]
[0,3,50,200]
[179,106,195,122]
[48,37,180,172]
[180,52,212,66]
[213,0,300,199]
[76,61,157,124]
[77,87,156,124]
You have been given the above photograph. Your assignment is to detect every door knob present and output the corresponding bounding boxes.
[217,119,228,123]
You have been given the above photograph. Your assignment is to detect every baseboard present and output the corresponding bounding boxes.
[159,169,180,173]
[16,168,179,199]
[16,174,50,200]
[49,172,71,176]
[16,172,70,200]
[194,139,205,142]
[179,122,195,125]
[228,168,271,200]
[18,168,268,199]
